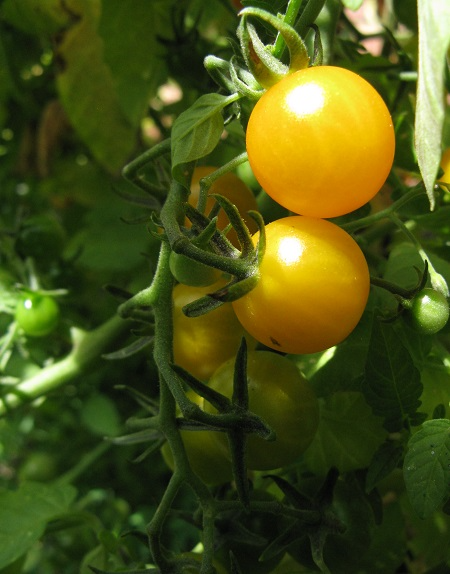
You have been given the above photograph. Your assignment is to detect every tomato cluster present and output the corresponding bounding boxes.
[232,66,384,354]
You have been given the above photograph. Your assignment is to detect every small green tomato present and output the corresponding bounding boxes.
[15,294,60,337]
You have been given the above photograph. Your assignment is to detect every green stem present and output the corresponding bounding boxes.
[370,275,413,300]
[54,441,112,486]
[0,314,128,416]
[340,185,426,233]
[388,213,449,297]
[273,0,304,57]
[296,0,327,38]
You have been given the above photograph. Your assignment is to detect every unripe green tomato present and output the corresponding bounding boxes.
[406,288,449,335]
[161,391,233,486]
[15,294,60,337]
[169,251,221,287]
[204,351,320,471]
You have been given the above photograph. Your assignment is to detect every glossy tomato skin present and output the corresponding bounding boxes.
[15,294,60,337]
[232,216,370,355]
[406,288,449,335]
[439,148,450,184]
[161,391,233,486]
[246,66,395,218]
[173,282,255,381]
[204,351,320,470]
[187,166,258,247]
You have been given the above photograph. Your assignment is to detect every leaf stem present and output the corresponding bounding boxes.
[0,314,128,416]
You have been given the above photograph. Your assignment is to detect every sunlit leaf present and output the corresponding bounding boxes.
[171,93,235,183]
[55,1,136,172]
[415,0,450,209]
[98,0,171,126]
[304,392,387,476]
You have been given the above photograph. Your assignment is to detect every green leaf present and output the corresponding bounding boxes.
[304,392,387,476]
[0,0,71,35]
[362,321,422,429]
[305,309,373,396]
[171,93,236,182]
[55,1,136,172]
[415,0,450,209]
[365,441,404,492]
[0,482,76,569]
[81,393,121,437]
[404,419,450,518]
[355,500,407,573]
[98,0,170,126]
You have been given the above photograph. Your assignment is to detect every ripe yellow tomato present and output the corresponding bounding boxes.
[187,166,258,247]
[173,282,255,381]
[232,216,370,354]
[439,148,450,184]
[246,66,395,218]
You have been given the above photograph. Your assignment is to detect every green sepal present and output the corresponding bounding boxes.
[309,23,324,67]
[208,274,259,303]
[238,7,310,88]
[210,193,254,255]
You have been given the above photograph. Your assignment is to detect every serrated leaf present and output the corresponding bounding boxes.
[98,0,170,126]
[304,392,387,476]
[415,0,450,209]
[362,321,422,428]
[171,93,233,182]
[404,419,450,518]
[55,1,136,172]
[0,482,76,569]
[306,309,373,397]
[0,0,71,35]
[365,441,404,492]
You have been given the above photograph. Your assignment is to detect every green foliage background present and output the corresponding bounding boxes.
[0,0,450,573]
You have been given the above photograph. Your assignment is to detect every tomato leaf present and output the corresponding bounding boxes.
[98,0,170,126]
[0,482,76,569]
[303,392,387,476]
[0,0,71,35]
[365,441,404,492]
[306,309,373,396]
[362,321,422,430]
[415,0,450,209]
[55,2,136,173]
[171,93,234,183]
[404,419,450,518]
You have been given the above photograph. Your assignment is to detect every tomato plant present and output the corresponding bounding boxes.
[1,1,450,573]
[172,282,255,381]
[246,66,395,218]
[161,391,233,486]
[405,288,449,335]
[15,293,60,338]
[232,216,370,354]
[204,351,319,470]
[187,166,258,247]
